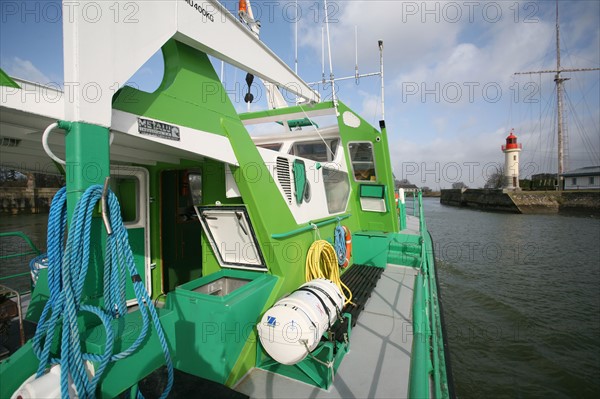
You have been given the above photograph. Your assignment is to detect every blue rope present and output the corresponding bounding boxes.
[32,185,173,398]
[334,224,346,267]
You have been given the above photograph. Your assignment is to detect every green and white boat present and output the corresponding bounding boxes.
[0,1,452,397]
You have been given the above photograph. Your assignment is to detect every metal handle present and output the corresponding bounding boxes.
[102,177,113,235]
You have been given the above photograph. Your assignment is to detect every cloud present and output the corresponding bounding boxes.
[394,14,556,107]
[1,56,52,84]
[298,0,462,78]
[390,126,508,188]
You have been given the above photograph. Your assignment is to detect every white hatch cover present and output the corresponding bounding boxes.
[196,207,267,271]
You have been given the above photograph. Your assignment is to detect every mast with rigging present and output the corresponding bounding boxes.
[514,0,599,190]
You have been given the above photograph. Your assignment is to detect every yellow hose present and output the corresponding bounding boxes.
[305,240,353,306]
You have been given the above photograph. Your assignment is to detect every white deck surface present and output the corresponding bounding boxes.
[235,265,418,399]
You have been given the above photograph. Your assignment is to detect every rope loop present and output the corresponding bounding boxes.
[32,185,173,398]
[334,224,346,267]
[305,240,352,306]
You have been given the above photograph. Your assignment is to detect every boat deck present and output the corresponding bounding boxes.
[400,214,421,236]
[235,264,418,399]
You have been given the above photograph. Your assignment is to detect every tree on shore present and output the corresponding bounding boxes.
[451,182,467,189]
[485,166,505,189]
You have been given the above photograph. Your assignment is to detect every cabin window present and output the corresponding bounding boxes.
[188,172,202,205]
[349,142,377,182]
[290,139,338,162]
[258,142,283,151]
[572,178,577,185]
[323,168,350,214]
[589,177,594,185]
[111,176,139,224]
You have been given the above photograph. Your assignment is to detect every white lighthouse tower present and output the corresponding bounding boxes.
[502,129,522,190]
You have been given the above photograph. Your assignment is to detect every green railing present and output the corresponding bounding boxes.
[0,231,40,346]
[270,214,351,239]
[0,231,41,284]
[408,191,451,399]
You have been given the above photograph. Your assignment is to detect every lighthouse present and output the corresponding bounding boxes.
[502,130,522,190]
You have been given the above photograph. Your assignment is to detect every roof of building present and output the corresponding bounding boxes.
[531,173,556,180]
[561,166,600,177]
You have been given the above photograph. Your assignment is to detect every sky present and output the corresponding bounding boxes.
[1,0,599,188]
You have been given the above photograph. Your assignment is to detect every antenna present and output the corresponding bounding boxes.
[323,0,337,107]
[321,27,325,83]
[294,0,298,76]
[307,40,386,121]
[355,26,359,84]
[379,40,385,121]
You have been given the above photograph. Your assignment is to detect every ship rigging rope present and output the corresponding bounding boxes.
[32,186,173,399]
[305,239,352,306]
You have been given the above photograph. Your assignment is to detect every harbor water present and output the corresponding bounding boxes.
[424,197,600,398]
[1,202,599,398]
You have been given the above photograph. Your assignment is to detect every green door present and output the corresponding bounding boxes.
[111,166,152,302]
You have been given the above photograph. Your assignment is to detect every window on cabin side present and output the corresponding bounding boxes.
[349,142,377,182]
[111,177,138,223]
[323,168,350,214]
[290,139,338,162]
[257,143,283,151]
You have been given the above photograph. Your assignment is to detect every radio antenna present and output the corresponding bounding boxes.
[321,28,325,83]
[323,0,337,107]
[355,26,359,84]
[294,0,298,75]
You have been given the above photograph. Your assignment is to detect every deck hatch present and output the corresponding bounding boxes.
[196,206,267,271]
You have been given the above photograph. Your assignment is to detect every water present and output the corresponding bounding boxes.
[423,198,600,398]
[2,206,599,397]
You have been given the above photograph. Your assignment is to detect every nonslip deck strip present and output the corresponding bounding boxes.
[330,265,384,340]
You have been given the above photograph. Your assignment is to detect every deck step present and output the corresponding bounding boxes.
[387,252,420,267]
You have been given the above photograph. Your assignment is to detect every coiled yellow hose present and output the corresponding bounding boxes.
[305,240,353,306]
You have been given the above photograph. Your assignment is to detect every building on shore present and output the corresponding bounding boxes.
[562,166,600,190]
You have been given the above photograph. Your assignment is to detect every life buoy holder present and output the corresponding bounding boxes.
[342,226,352,268]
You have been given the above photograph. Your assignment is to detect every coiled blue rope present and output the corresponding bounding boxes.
[32,185,173,398]
[334,224,347,267]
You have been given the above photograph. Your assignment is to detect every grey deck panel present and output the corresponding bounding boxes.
[400,215,421,236]
[235,264,418,399]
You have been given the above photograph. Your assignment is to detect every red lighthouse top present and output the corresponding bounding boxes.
[502,129,522,151]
